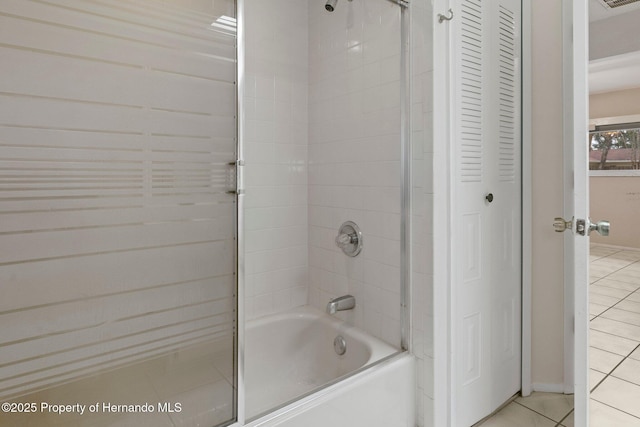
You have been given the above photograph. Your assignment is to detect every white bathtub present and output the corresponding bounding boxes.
[244,306,414,426]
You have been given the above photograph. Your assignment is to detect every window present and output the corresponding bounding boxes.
[589,123,640,173]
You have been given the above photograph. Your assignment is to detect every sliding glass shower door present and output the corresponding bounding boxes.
[0,1,238,426]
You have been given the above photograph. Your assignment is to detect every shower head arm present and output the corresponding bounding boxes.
[325,0,353,13]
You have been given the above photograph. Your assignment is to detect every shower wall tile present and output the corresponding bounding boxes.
[246,1,435,424]
[244,0,309,321]
[243,186,307,210]
[409,0,435,426]
[307,0,404,348]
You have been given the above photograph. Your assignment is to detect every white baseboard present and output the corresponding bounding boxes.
[531,383,565,394]
[590,242,640,251]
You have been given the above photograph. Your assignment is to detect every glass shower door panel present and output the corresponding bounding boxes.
[0,1,237,426]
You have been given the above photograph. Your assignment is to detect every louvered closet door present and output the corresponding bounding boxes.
[451,0,522,425]
[0,0,237,420]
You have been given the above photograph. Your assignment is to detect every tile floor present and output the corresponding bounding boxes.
[479,244,640,427]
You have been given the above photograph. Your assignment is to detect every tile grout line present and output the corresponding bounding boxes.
[474,393,520,426]
[589,250,640,386]
[589,259,640,322]
[597,298,640,320]
[591,254,635,281]
[591,270,640,290]
[555,408,573,427]
[593,252,640,276]
[590,398,640,421]
[590,342,640,395]
[589,246,640,421]
[512,400,569,426]
[590,294,640,323]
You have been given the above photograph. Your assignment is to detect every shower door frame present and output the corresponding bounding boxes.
[235,0,246,425]
[398,0,413,355]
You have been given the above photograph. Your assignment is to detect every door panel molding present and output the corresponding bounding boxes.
[450,0,523,424]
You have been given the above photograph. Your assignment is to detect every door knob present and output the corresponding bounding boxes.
[485,193,494,203]
[575,218,610,236]
[587,219,611,236]
[553,217,573,233]
[588,219,610,236]
[557,217,610,236]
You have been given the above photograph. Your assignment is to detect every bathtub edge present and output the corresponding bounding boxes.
[245,352,415,427]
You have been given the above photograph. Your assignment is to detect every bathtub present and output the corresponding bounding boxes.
[244,306,415,427]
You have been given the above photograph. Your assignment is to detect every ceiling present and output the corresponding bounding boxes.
[589,0,640,22]
[589,50,640,94]
[589,0,640,93]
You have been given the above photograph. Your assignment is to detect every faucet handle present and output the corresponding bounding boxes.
[335,221,363,257]
[335,233,353,247]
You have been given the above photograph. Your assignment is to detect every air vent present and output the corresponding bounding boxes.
[599,0,640,8]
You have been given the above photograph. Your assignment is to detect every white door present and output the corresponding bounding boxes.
[562,1,590,426]
[450,0,522,425]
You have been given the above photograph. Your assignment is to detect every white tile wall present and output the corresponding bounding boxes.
[244,0,309,320]
[244,1,435,425]
[307,0,404,348]
[410,1,435,426]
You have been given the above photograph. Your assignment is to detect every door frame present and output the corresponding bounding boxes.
[521,0,533,398]
[434,0,590,424]
[432,0,530,424]
[432,0,452,425]
[562,0,590,424]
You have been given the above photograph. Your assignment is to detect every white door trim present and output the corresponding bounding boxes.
[433,0,453,425]
[562,0,575,396]
[562,0,590,424]
[521,0,533,398]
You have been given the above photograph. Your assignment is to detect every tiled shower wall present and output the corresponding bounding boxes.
[244,0,309,320]
[410,1,435,425]
[244,1,435,424]
[307,0,404,347]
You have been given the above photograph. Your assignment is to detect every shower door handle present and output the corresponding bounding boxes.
[226,160,244,195]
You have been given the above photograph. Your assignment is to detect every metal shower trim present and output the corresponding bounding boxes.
[389,0,409,7]
[325,0,408,12]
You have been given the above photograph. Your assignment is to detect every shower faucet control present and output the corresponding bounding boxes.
[326,295,356,315]
[335,221,363,257]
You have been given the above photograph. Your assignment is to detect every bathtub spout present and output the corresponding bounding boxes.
[326,295,355,314]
